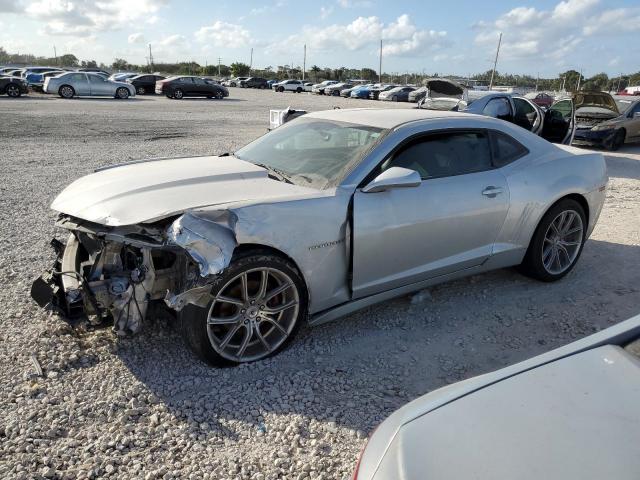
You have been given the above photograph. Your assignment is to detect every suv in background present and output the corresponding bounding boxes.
[273,80,305,93]
[156,76,229,99]
[240,77,268,89]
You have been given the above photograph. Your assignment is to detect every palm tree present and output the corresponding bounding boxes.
[310,65,321,82]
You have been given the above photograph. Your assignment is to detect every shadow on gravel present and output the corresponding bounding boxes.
[109,238,640,440]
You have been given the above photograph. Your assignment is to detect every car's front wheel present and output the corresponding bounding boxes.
[173,89,184,99]
[116,87,130,99]
[180,252,307,366]
[518,198,586,282]
[606,129,625,151]
[136,86,146,95]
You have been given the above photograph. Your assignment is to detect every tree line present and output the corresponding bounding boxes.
[2,47,639,92]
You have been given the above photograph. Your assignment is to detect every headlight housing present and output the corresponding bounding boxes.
[591,124,615,132]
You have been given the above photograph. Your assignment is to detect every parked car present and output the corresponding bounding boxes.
[303,82,313,92]
[155,76,229,99]
[77,68,111,76]
[223,77,249,87]
[458,92,575,144]
[109,72,139,82]
[379,86,415,102]
[267,79,279,88]
[350,84,377,99]
[311,80,338,94]
[352,314,640,480]
[6,69,25,78]
[408,86,427,103]
[273,79,306,93]
[44,72,136,99]
[127,74,166,95]
[369,84,397,100]
[25,69,65,91]
[324,82,354,96]
[31,108,606,366]
[239,77,269,89]
[572,92,640,151]
[525,91,555,108]
[341,84,371,97]
[0,75,29,97]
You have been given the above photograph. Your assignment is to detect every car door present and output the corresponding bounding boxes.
[69,73,90,95]
[180,77,195,96]
[626,102,640,140]
[88,74,112,96]
[541,98,575,144]
[352,130,510,298]
[513,97,543,134]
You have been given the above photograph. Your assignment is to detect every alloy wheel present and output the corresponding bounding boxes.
[541,210,584,275]
[117,88,129,99]
[60,86,74,98]
[6,85,20,97]
[137,86,145,95]
[206,267,300,363]
[174,89,184,99]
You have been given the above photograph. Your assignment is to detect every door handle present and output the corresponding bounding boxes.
[482,186,503,198]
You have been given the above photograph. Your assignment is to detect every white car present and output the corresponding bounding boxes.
[311,80,338,94]
[273,79,306,93]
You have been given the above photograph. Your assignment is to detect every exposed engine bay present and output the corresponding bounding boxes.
[31,213,234,335]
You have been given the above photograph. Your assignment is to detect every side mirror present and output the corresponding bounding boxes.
[362,167,421,193]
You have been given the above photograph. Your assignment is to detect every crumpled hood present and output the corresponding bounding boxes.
[51,155,317,226]
[425,78,465,98]
[574,91,619,113]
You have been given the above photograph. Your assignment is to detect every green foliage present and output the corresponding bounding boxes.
[230,62,251,77]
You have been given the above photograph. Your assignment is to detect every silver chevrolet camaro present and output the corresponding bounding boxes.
[31,109,607,365]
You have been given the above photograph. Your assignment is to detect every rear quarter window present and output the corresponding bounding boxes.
[490,130,529,167]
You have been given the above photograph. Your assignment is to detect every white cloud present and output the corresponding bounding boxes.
[194,21,253,48]
[320,6,333,19]
[128,32,145,44]
[583,7,640,35]
[473,0,600,63]
[336,0,372,8]
[269,14,448,58]
[24,0,168,36]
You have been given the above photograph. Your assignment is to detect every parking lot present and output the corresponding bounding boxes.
[1,88,640,479]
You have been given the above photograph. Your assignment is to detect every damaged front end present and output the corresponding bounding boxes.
[31,212,237,335]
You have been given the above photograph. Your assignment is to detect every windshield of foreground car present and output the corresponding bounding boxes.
[235,118,385,189]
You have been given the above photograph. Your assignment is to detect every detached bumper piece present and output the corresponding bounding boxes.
[30,239,87,326]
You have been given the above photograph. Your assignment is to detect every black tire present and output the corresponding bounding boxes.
[59,85,75,99]
[277,86,284,93]
[606,129,625,151]
[392,96,398,102]
[518,198,587,282]
[332,90,339,96]
[173,89,184,99]
[5,83,21,97]
[136,86,146,95]
[296,87,302,93]
[215,90,224,99]
[115,87,130,99]
[180,251,308,366]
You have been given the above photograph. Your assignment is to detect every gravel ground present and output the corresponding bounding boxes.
[1,88,640,480]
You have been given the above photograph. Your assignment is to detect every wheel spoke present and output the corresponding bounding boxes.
[216,295,244,307]
[543,246,554,265]
[559,240,580,247]
[256,270,269,300]
[219,323,243,350]
[259,315,287,335]
[255,327,272,352]
[563,226,582,237]
[240,273,249,302]
[263,300,298,315]
[208,313,241,325]
[237,324,253,357]
[264,282,293,302]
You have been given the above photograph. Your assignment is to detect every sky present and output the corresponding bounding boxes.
[1,0,639,77]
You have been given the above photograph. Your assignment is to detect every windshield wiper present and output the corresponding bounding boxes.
[252,163,294,184]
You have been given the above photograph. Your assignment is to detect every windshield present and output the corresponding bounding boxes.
[235,118,385,189]
[615,99,636,114]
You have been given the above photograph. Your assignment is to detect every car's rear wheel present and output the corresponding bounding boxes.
[136,86,146,95]
[606,129,625,151]
[173,89,184,99]
[116,87,130,99]
[518,199,586,282]
[5,84,21,97]
[277,86,284,92]
[59,85,75,99]
[296,87,302,93]
[180,252,307,366]
[215,90,225,99]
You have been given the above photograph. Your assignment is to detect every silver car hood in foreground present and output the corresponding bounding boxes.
[51,156,317,226]
[358,316,640,480]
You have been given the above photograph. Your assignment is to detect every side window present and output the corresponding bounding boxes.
[89,75,105,84]
[483,98,512,121]
[70,73,87,82]
[630,103,640,116]
[180,77,194,83]
[194,77,206,85]
[385,131,493,180]
[490,131,529,167]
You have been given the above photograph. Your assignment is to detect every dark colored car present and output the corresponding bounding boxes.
[369,85,397,100]
[127,74,166,95]
[0,76,29,97]
[239,77,269,89]
[156,76,229,99]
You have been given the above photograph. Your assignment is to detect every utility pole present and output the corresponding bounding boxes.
[561,75,566,92]
[249,47,253,72]
[616,73,622,93]
[488,32,502,90]
[302,44,306,81]
[148,44,154,72]
[535,72,539,91]
[218,57,221,77]
[53,45,58,66]
[378,39,382,84]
